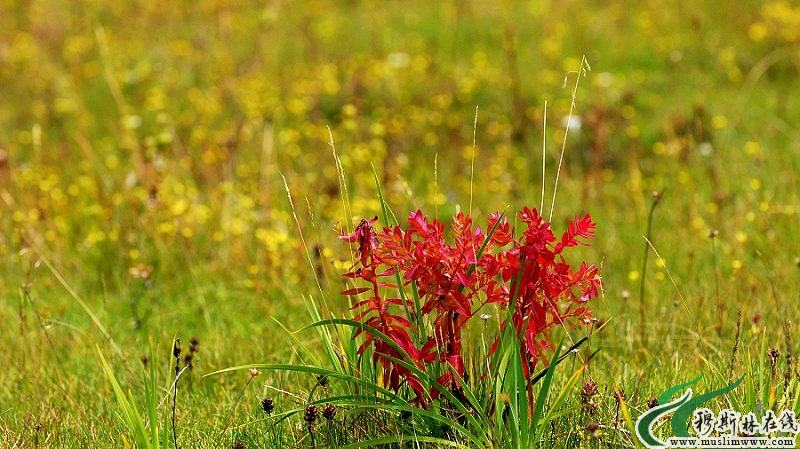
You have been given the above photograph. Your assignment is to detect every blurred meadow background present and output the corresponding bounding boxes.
[1,0,799,447]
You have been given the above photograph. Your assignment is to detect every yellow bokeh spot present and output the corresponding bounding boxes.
[229,217,247,236]
[342,103,357,117]
[759,201,769,212]
[202,149,217,165]
[129,249,140,260]
[105,154,119,170]
[749,178,761,191]
[736,232,748,243]
[423,131,438,146]
[711,115,728,129]
[628,271,640,281]
[691,217,706,231]
[171,198,189,216]
[84,229,106,245]
[621,105,636,120]
[157,221,175,234]
[28,208,41,221]
[429,191,446,207]
[744,141,762,156]
[731,259,743,270]
[239,195,255,210]
[748,22,768,42]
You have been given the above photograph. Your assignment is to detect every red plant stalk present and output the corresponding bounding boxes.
[339,208,601,408]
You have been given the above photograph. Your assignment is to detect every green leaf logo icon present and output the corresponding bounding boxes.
[635,374,745,448]
[636,387,695,448]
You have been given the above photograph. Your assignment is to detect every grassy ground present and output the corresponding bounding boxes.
[1,1,799,447]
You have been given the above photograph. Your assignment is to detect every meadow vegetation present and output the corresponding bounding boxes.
[1,1,799,447]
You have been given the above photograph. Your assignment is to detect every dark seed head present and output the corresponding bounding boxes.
[304,405,318,424]
[399,410,412,421]
[231,441,245,449]
[768,347,780,365]
[173,339,181,359]
[581,380,599,402]
[189,337,200,353]
[261,397,274,414]
[316,375,329,388]
[647,397,659,409]
[585,422,601,438]
[322,403,336,421]
[140,355,149,367]
[614,389,626,403]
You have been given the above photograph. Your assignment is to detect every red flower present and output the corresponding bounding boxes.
[339,207,601,407]
[339,217,379,267]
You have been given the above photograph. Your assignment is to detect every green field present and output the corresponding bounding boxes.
[2,1,799,447]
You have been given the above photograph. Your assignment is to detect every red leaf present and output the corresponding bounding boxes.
[555,214,596,253]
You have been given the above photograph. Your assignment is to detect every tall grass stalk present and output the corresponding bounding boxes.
[280,172,325,299]
[710,229,722,335]
[785,321,794,391]
[540,100,547,213]
[40,255,122,356]
[549,55,590,221]
[639,190,664,345]
[171,338,180,449]
[729,309,743,382]
[469,106,478,217]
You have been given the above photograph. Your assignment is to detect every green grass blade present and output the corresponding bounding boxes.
[530,335,565,443]
[98,349,151,449]
[372,165,399,226]
[541,349,597,426]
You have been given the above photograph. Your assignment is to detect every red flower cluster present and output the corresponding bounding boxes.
[339,207,601,406]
